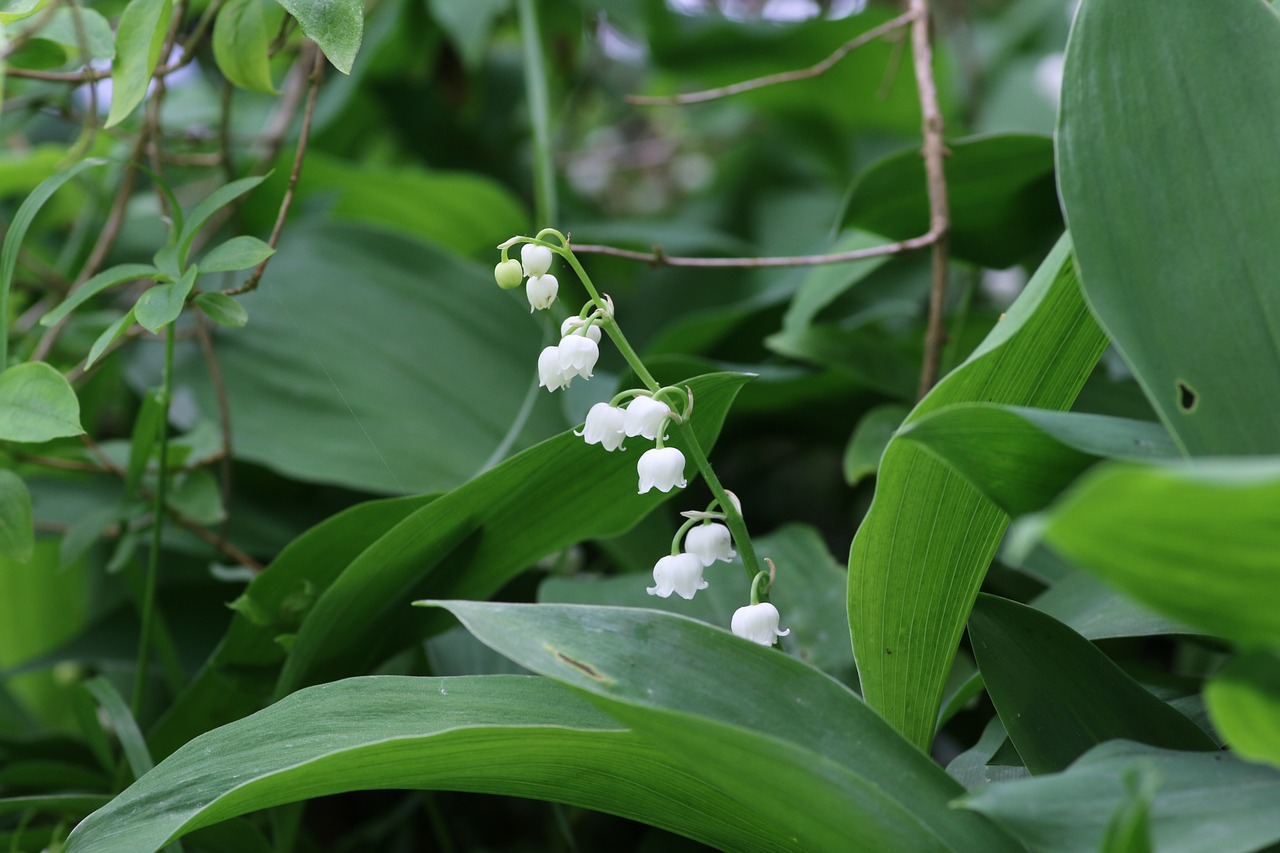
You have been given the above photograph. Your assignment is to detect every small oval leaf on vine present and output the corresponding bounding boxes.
[195,293,249,328]
[198,236,275,273]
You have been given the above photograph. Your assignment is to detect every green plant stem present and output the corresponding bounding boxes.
[517,0,557,227]
[131,324,175,718]
[562,248,763,584]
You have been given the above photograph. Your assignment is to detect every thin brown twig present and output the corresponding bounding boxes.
[570,230,939,268]
[625,9,920,106]
[909,0,952,398]
[223,44,324,296]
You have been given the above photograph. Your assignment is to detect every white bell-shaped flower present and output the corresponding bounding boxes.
[684,522,736,566]
[624,396,672,439]
[521,243,554,277]
[557,334,599,379]
[537,345,570,392]
[575,402,626,451]
[637,446,687,494]
[526,274,558,311]
[731,602,790,646]
[646,553,708,600]
[561,316,602,343]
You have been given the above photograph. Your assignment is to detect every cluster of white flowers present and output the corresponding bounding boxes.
[538,316,601,392]
[576,394,688,494]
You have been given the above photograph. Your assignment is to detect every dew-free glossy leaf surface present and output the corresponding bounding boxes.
[1205,649,1280,769]
[212,0,280,93]
[431,601,1020,853]
[1057,0,1280,455]
[1025,458,1280,648]
[900,405,1177,515]
[969,595,1214,775]
[272,0,362,73]
[0,362,84,442]
[848,236,1107,750]
[66,676,782,853]
[960,741,1280,853]
[105,0,172,127]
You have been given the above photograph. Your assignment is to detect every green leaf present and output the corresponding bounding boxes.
[275,372,750,694]
[899,405,1179,515]
[431,602,1021,853]
[0,362,85,442]
[1057,0,1280,455]
[134,266,197,333]
[780,230,896,332]
[1021,457,1280,648]
[81,677,152,780]
[1,158,108,366]
[85,309,136,368]
[193,293,248,328]
[33,8,116,60]
[1030,572,1204,642]
[177,175,269,267]
[104,0,173,128]
[843,403,908,486]
[66,676,798,853]
[212,0,280,93]
[196,236,274,273]
[272,0,362,74]
[848,236,1108,750]
[960,741,1280,853]
[0,471,34,564]
[842,134,1062,268]
[166,470,225,525]
[40,264,156,327]
[969,594,1215,775]
[1205,648,1280,769]
[0,0,41,24]
[1101,769,1158,853]
[125,390,164,497]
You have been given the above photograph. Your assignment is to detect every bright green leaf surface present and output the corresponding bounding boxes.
[193,293,248,328]
[1057,0,1280,455]
[213,0,280,93]
[272,0,362,74]
[0,362,84,442]
[1026,457,1280,648]
[197,236,274,273]
[1205,648,1280,769]
[66,676,783,853]
[40,263,155,327]
[275,372,749,693]
[134,267,196,333]
[848,236,1108,750]
[177,175,268,267]
[843,134,1061,268]
[960,741,1280,853]
[0,0,40,24]
[105,0,173,127]
[969,595,1214,775]
[432,601,1021,853]
[0,471,34,563]
[899,405,1178,515]
[35,9,115,60]
[843,403,908,486]
[85,309,135,368]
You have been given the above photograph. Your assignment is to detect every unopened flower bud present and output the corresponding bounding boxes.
[494,258,524,289]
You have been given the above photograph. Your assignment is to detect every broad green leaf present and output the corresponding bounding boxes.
[1030,572,1203,642]
[0,471,34,563]
[0,158,107,366]
[1057,0,1280,455]
[65,676,786,853]
[849,236,1108,750]
[134,266,197,333]
[105,0,173,127]
[40,263,156,327]
[85,309,136,368]
[960,741,1280,853]
[843,403,908,486]
[193,293,248,328]
[1205,648,1280,769]
[212,0,280,93]
[969,594,1214,775]
[0,362,84,442]
[899,405,1178,515]
[33,8,116,60]
[432,601,1021,853]
[275,372,749,694]
[196,236,274,273]
[0,0,40,24]
[842,134,1061,268]
[177,175,269,267]
[1020,458,1280,648]
[272,0,362,74]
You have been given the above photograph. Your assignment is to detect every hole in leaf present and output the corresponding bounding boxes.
[1177,381,1198,412]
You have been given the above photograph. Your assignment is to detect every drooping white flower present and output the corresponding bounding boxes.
[624,396,672,439]
[494,258,524,289]
[561,315,602,344]
[637,446,687,494]
[521,243,554,277]
[557,334,599,379]
[646,553,708,600]
[684,522,736,566]
[731,602,790,646]
[576,402,626,451]
[537,346,570,391]
[526,274,558,311]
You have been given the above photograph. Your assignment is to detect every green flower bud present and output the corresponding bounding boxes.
[494,258,524,289]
